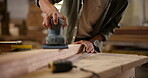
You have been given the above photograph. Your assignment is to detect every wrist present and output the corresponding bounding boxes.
[90,34,104,42]
[39,0,58,13]
[92,40,100,52]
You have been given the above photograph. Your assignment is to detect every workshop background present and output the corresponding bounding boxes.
[0,0,148,78]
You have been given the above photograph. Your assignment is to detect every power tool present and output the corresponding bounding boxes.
[42,18,68,49]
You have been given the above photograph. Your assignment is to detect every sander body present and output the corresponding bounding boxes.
[42,18,68,49]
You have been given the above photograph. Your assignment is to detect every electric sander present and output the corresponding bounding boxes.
[42,18,68,49]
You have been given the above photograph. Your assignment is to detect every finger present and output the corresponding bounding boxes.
[52,13,58,25]
[47,13,53,28]
[90,45,95,53]
[45,16,51,28]
[93,51,99,53]
[43,13,52,28]
[74,41,82,44]
[83,42,94,53]
[86,46,93,53]
[74,40,84,44]
[42,17,49,28]
[77,40,90,52]
[91,48,95,53]
[90,46,96,53]
[62,15,68,27]
[42,22,48,28]
[89,48,95,53]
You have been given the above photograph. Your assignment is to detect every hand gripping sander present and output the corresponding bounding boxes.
[42,18,68,49]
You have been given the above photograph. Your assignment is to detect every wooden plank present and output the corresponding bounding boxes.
[0,44,32,52]
[110,35,148,38]
[103,50,148,56]
[116,26,148,30]
[0,44,83,78]
[0,29,46,42]
[114,26,148,35]
[109,35,148,42]
[105,26,148,49]
[19,53,148,78]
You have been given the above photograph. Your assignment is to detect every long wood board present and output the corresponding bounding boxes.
[0,44,83,78]
[19,53,148,78]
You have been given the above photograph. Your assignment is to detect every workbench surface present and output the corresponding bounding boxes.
[19,53,148,78]
[0,44,83,78]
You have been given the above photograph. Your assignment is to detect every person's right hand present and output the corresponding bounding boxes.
[74,40,97,53]
[42,11,67,28]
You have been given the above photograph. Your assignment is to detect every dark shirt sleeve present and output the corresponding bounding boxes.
[99,2,128,41]
[34,0,62,7]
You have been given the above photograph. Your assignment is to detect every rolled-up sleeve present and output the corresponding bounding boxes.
[34,0,62,7]
[99,2,128,41]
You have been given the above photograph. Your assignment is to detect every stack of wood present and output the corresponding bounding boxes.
[0,41,32,52]
[104,26,148,51]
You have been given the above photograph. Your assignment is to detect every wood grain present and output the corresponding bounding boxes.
[109,35,148,42]
[19,53,148,78]
[0,44,83,78]
[105,26,148,49]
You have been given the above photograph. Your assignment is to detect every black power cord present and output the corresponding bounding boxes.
[73,66,100,78]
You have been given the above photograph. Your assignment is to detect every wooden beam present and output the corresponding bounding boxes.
[0,44,83,78]
[105,26,148,49]
[18,53,148,78]
[109,35,148,42]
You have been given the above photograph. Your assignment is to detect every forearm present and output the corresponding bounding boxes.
[39,0,59,13]
[89,34,104,42]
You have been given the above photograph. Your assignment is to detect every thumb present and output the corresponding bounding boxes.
[74,40,84,44]
[52,13,58,25]
[74,41,81,44]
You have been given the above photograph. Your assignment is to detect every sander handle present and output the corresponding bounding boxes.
[50,18,64,29]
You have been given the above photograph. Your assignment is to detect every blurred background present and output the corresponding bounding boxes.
[0,0,148,78]
[0,0,148,52]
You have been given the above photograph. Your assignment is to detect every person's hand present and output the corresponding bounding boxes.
[38,0,67,28]
[74,40,96,53]
[42,11,67,28]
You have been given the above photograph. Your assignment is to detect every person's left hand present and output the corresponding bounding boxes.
[74,40,96,53]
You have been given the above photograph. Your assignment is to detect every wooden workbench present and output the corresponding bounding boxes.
[0,44,83,78]
[0,44,148,78]
[19,53,148,78]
